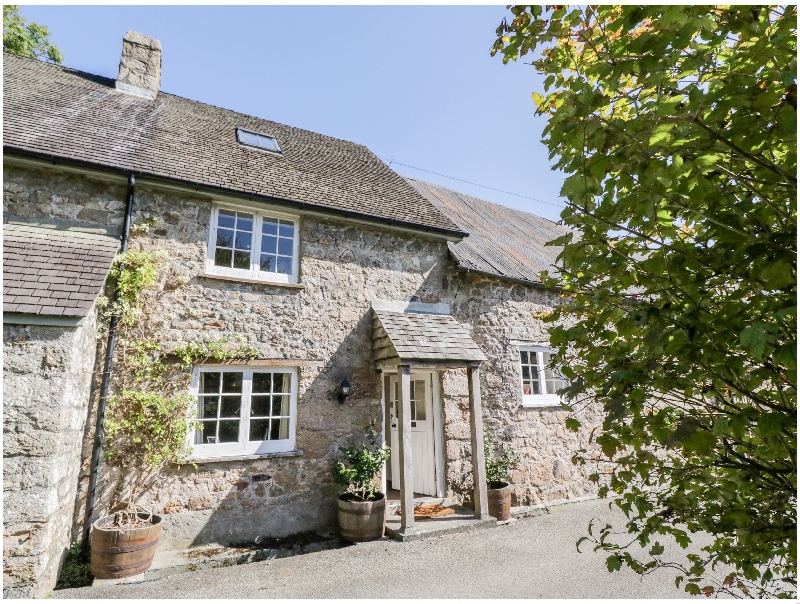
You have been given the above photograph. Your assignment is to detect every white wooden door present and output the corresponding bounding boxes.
[388,372,436,496]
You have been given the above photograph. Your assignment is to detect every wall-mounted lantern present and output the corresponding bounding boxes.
[338,378,351,404]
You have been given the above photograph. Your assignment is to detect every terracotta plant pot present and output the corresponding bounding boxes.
[337,492,386,542]
[487,481,512,521]
[90,512,163,579]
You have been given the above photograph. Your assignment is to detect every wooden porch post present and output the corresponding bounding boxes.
[398,364,415,533]
[467,364,489,519]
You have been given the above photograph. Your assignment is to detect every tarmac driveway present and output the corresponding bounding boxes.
[54,498,726,599]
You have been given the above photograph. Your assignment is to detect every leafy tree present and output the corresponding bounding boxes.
[3,5,62,63]
[493,5,796,598]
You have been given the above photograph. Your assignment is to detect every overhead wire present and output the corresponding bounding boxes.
[377,155,565,209]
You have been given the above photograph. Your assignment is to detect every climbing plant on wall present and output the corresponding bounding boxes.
[99,246,258,501]
[492,5,796,598]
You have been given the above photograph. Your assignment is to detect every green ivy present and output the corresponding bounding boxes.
[100,245,260,490]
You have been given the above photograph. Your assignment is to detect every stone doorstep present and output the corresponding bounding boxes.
[385,503,498,542]
[91,537,343,588]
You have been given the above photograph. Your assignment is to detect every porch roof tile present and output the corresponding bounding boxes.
[373,309,486,364]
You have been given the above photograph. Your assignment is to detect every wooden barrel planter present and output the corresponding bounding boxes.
[337,492,386,542]
[487,481,512,521]
[90,512,163,579]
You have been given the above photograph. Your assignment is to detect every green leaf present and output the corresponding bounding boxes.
[740,324,769,359]
[606,554,622,572]
[649,542,665,556]
[565,417,582,432]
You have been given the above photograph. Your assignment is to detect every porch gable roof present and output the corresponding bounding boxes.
[372,308,486,365]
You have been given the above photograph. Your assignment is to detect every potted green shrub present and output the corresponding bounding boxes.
[332,425,391,542]
[484,429,520,521]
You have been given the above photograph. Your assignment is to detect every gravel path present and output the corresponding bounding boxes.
[54,498,725,599]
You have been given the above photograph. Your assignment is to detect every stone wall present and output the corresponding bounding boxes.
[435,272,603,506]
[2,310,98,598]
[3,162,604,557]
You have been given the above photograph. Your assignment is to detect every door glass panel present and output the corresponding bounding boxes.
[413,380,426,421]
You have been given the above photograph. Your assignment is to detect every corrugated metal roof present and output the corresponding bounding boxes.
[404,178,570,284]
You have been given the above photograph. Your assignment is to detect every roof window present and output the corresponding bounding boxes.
[236,128,282,154]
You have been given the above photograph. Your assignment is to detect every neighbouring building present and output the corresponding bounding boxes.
[3,32,603,598]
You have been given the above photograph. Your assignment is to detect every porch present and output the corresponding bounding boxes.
[384,489,497,541]
[372,300,491,538]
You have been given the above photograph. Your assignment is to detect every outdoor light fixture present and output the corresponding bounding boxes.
[338,378,351,404]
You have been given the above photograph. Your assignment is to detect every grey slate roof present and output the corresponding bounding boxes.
[373,309,486,364]
[3,53,462,235]
[3,224,119,317]
[404,178,571,284]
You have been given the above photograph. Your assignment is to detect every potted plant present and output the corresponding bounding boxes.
[90,506,163,580]
[332,425,391,542]
[484,429,520,521]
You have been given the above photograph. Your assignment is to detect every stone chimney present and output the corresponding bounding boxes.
[115,31,162,100]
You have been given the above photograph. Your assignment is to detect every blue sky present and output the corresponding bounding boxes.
[20,5,567,223]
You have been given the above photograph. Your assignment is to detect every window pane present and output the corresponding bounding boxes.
[530,365,540,380]
[270,418,289,440]
[249,419,270,441]
[215,247,232,267]
[276,256,292,274]
[222,372,243,393]
[216,228,234,248]
[546,380,558,395]
[251,395,270,417]
[201,396,219,418]
[199,420,218,444]
[262,218,279,236]
[236,213,253,231]
[271,394,290,417]
[252,373,272,394]
[277,237,293,256]
[415,398,426,421]
[218,209,236,229]
[273,373,291,393]
[261,235,277,254]
[201,372,221,394]
[239,130,259,146]
[531,380,541,395]
[220,395,241,418]
[523,382,532,395]
[520,351,528,364]
[233,251,250,269]
[260,254,276,272]
[278,221,294,238]
[218,420,239,443]
[521,365,530,380]
[235,231,252,251]
[257,134,280,151]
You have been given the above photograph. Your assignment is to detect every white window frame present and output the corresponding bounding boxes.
[519,346,566,408]
[188,365,298,457]
[206,203,300,284]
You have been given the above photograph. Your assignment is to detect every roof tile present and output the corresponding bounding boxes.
[2,224,118,318]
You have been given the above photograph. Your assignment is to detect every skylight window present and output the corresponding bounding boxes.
[236,128,282,154]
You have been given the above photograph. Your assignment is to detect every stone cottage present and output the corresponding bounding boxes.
[3,32,603,597]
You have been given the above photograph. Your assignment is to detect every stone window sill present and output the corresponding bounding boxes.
[521,400,562,409]
[188,449,304,464]
[201,272,305,289]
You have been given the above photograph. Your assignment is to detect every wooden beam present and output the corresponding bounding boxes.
[467,365,490,519]
[398,364,415,533]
